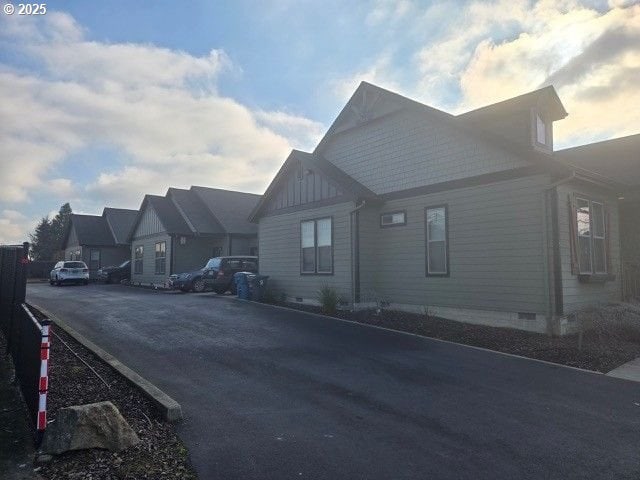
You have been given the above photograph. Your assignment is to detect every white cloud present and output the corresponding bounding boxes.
[336,0,639,146]
[0,12,324,241]
[0,210,38,245]
[366,0,412,26]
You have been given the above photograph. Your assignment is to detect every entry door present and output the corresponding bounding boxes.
[89,249,101,273]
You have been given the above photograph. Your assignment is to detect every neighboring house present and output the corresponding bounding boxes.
[129,186,260,286]
[556,134,640,299]
[250,81,638,335]
[62,208,138,278]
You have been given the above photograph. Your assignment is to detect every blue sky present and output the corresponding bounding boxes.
[0,0,638,244]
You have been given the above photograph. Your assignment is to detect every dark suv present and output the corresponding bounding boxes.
[97,260,131,284]
[169,256,258,294]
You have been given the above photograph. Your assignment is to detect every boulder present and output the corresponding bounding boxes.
[42,401,140,455]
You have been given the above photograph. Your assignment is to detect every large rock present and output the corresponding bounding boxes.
[42,401,140,455]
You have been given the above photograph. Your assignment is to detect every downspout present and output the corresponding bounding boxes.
[350,201,367,308]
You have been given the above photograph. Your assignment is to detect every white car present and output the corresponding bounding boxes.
[50,261,90,286]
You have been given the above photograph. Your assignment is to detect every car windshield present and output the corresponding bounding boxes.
[118,260,130,268]
[63,262,85,269]
[205,258,221,269]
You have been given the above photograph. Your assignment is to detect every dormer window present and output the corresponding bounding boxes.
[536,114,546,145]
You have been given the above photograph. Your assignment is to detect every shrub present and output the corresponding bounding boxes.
[317,284,340,314]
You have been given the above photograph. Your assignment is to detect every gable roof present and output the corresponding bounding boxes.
[248,149,377,222]
[64,214,115,248]
[102,207,138,245]
[129,194,192,239]
[555,134,640,188]
[167,188,224,235]
[458,86,568,123]
[191,186,261,234]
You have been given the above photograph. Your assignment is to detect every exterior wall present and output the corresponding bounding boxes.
[134,205,164,237]
[364,175,551,319]
[357,205,379,303]
[322,109,530,195]
[130,234,172,285]
[172,235,226,274]
[229,235,258,256]
[65,245,82,261]
[258,201,354,303]
[556,182,622,314]
[620,197,640,265]
[264,167,344,214]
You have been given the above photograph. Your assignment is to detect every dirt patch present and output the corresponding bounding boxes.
[267,301,640,373]
[30,306,197,479]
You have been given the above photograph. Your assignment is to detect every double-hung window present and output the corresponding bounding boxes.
[576,198,607,274]
[301,217,332,274]
[134,245,143,274]
[155,241,166,275]
[426,206,448,276]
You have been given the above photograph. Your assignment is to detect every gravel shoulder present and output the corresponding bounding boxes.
[30,305,197,480]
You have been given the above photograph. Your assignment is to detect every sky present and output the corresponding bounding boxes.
[0,0,638,244]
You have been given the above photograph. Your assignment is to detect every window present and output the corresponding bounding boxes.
[536,114,546,145]
[380,211,406,227]
[575,198,607,274]
[301,217,333,274]
[155,241,166,275]
[134,245,143,274]
[249,247,258,256]
[426,206,448,276]
[212,246,222,258]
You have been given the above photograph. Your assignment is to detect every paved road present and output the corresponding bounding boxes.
[28,283,640,480]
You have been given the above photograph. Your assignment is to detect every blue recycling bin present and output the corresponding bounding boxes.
[234,272,251,300]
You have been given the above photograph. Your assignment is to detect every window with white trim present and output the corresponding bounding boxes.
[301,217,332,274]
[576,198,607,274]
[426,206,448,275]
[380,211,406,227]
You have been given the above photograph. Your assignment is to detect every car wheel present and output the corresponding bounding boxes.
[49,278,54,286]
[83,280,89,285]
[55,276,61,286]
[229,282,237,295]
[192,278,205,293]
[213,287,225,294]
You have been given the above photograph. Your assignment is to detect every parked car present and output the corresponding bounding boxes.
[50,261,89,286]
[97,260,131,284]
[169,256,258,294]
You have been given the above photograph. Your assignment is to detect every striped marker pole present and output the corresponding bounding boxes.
[36,320,51,446]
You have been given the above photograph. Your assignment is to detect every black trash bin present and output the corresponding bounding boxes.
[248,275,269,302]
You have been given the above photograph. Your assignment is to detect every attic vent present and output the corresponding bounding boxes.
[518,312,536,321]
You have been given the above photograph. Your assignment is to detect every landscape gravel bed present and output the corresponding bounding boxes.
[271,302,640,373]
[31,306,197,480]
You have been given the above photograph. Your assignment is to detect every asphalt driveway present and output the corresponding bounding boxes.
[28,283,640,479]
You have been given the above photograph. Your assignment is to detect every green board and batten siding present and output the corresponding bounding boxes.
[130,205,172,285]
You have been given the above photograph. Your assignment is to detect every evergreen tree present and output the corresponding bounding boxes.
[29,217,55,260]
[50,203,72,251]
[28,203,73,260]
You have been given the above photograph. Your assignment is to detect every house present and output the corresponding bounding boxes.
[62,208,138,278]
[250,81,638,335]
[556,134,640,298]
[128,186,260,286]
